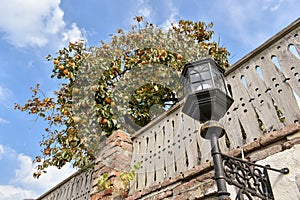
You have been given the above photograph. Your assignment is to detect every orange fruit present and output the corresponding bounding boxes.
[101,118,108,124]
[36,157,41,162]
[63,110,69,116]
[177,54,183,60]
[105,97,111,104]
[92,85,98,92]
[112,65,118,70]
[63,69,69,75]
[73,88,79,94]
[54,60,59,65]
[161,51,166,57]
[58,65,64,71]
[45,149,50,155]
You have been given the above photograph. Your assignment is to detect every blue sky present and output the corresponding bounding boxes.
[0,0,299,199]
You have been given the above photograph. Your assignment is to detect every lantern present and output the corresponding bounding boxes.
[181,58,233,122]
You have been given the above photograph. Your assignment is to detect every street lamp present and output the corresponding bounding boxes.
[181,58,289,200]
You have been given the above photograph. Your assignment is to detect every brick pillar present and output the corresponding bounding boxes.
[90,130,133,200]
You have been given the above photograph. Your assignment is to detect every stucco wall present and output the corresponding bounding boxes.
[257,143,300,200]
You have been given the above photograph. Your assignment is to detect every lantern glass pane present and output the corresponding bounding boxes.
[190,72,201,83]
[200,70,211,80]
[183,73,192,96]
[212,69,226,93]
[189,64,214,92]
[193,80,212,91]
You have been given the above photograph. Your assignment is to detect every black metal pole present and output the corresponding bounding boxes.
[209,132,231,200]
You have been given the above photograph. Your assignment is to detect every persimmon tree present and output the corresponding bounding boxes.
[15,17,230,177]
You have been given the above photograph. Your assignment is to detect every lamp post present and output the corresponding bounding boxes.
[181,58,289,200]
[181,58,233,199]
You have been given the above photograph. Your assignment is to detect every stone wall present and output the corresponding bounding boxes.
[90,130,133,200]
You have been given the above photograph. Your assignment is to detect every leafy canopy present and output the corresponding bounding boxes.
[15,17,230,178]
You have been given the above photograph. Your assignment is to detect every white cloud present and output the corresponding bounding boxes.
[211,0,300,52]
[62,23,86,43]
[0,86,12,101]
[0,185,37,200]
[138,7,151,19]
[0,144,4,160]
[0,86,13,107]
[0,0,85,48]
[161,1,178,30]
[0,117,9,124]
[262,0,284,11]
[0,144,76,200]
[135,0,178,30]
[12,154,77,193]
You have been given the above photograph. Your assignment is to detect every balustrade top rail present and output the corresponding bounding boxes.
[130,17,300,193]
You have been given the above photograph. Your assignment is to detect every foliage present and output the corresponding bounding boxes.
[98,162,141,198]
[15,17,230,177]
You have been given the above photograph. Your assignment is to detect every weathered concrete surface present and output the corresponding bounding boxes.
[257,144,300,200]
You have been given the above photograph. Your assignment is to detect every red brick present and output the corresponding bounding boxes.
[225,148,242,157]
[195,171,214,182]
[173,179,198,195]
[94,161,105,169]
[110,160,130,171]
[98,166,111,175]
[182,161,212,179]
[125,191,142,200]
[106,130,131,144]
[101,146,124,159]
[141,183,162,196]
[161,174,183,187]
[243,139,261,153]
[260,123,300,146]
[111,153,132,164]
[114,139,133,152]
[89,193,102,200]
[186,179,215,199]
[283,137,300,150]
[103,187,114,196]
[144,190,173,200]
[248,144,282,162]
[173,192,188,200]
